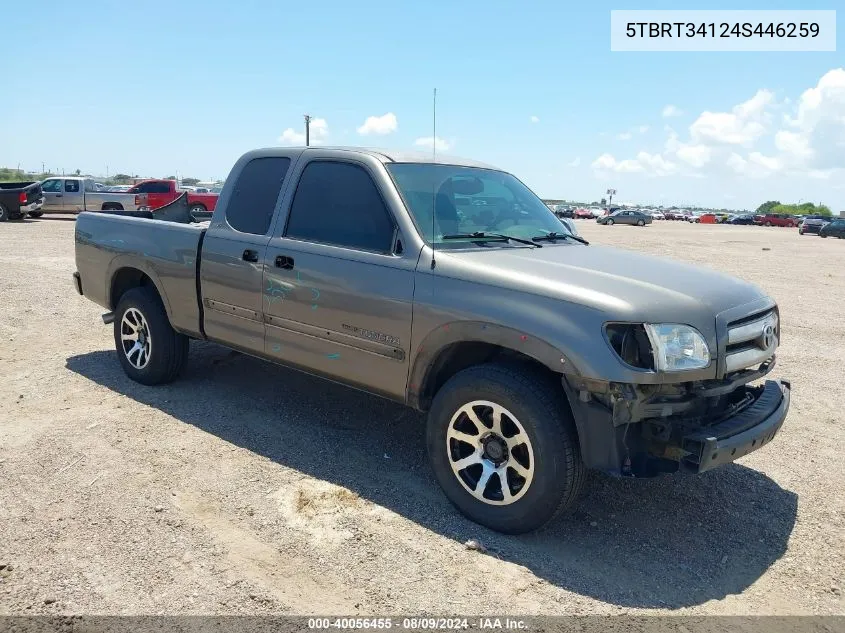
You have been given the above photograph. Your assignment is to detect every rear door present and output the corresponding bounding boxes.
[63,179,84,212]
[199,155,294,353]
[40,178,63,211]
[262,154,416,401]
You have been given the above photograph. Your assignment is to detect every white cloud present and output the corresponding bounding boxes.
[530,115,540,123]
[616,132,633,141]
[780,68,845,170]
[675,144,712,168]
[591,152,677,176]
[662,104,683,118]
[638,125,650,134]
[567,157,581,167]
[357,112,398,136]
[689,89,773,146]
[414,136,451,151]
[591,154,617,170]
[278,117,329,145]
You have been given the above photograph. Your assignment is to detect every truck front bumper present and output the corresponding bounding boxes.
[679,379,790,473]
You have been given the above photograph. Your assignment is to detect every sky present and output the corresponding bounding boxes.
[2,0,843,211]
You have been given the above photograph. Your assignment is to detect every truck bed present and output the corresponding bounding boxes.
[75,212,206,337]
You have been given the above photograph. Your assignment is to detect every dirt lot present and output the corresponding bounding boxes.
[1,216,843,616]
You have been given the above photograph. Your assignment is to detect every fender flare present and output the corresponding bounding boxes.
[106,256,174,323]
[407,320,579,409]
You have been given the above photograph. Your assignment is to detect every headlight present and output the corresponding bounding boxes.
[644,323,711,371]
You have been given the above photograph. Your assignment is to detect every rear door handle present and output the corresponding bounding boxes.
[56,194,63,197]
[275,255,295,270]
[242,249,259,262]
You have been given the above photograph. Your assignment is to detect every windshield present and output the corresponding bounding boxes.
[386,163,567,245]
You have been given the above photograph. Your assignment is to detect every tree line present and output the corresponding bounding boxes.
[0,167,204,187]
[754,200,832,217]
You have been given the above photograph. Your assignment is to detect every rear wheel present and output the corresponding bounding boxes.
[190,204,207,214]
[637,219,645,226]
[114,287,188,385]
[0,203,8,222]
[427,363,585,534]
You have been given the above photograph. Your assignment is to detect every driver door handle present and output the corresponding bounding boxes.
[275,255,295,270]
[242,249,259,262]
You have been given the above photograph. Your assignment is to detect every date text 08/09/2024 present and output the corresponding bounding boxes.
[307,617,527,630]
[626,22,820,38]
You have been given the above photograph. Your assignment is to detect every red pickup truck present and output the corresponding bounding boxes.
[128,180,218,214]
[753,213,798,227]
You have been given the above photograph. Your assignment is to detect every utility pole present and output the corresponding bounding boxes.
[607,188,617,207]
[304,114,312,146]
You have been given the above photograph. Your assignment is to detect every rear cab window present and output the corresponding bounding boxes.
[225,157,292,235]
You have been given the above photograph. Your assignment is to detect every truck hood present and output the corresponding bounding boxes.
[443,244,767,321]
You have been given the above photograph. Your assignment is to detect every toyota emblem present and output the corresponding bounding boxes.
[762,323,775,349]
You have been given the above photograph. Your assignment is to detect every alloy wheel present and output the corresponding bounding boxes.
[446,400,535,506]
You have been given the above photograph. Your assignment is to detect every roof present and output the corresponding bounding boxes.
[248,146,500,170]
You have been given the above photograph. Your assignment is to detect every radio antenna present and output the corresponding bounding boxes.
[430,87,437,270]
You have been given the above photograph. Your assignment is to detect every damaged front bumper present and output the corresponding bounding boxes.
[562,360,791,477]
[679,378,789,473]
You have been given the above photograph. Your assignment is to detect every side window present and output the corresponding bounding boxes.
[41,179,61,192]
[152,182,171,194]
[226,157,291,235]
[286,161,395,253]
[65,180,80,193]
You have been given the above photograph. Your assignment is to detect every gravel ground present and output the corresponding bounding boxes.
[0,216,843,616]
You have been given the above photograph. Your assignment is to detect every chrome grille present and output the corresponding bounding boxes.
[724,308,778,373]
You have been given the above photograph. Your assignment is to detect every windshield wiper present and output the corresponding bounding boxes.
[442,232,542,247]
[531,231,590,246]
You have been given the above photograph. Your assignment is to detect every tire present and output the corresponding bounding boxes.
[764,221,772,227]
[102,203,123,211]
[0,203,8,222]
[637,219,645,226]
[427,363,585,534]
[606,219,614,225]
[190,204,206,214]
[113,287,188,385]
[820,234,827,238]
[28,211,44,218]
[799,229,804,235]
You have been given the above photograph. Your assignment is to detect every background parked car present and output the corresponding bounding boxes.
[729,214,755,225]
[693,213,717,224]
[798,215,831,235]
[819,219,845,238]
[754,213,798,227]
[597,209,652,226]
[649,210,665,220]
[574,207,596,219]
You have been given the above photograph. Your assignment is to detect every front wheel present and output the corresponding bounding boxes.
[637,219,645,226]
[427,364,585,534]
[606,219,614,225]
[28,211,44,218]
[765,221,772,227]
[114,287,189,385]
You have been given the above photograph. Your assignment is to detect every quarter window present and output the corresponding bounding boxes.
[225,157,291,235]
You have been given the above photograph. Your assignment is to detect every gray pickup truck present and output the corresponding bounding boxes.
[73,147,790,534]
[41,177,138,214]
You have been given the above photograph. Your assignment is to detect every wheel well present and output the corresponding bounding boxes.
[110,268,158,310]
[190,203,207,210]
[419,342,559,411]
[102,203,124,211]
